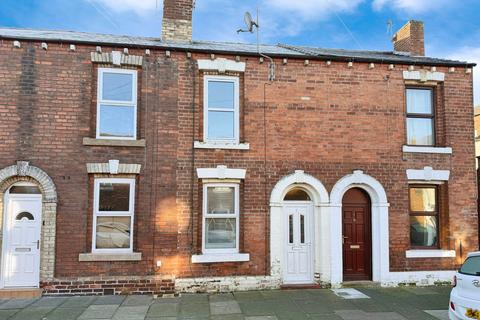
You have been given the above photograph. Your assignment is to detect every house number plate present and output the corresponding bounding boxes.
[350,245,360,249]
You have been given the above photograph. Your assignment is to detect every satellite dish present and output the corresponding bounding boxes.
[237,11,258,33]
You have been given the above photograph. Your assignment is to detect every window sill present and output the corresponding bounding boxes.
[194,141,250,150]
[191,253,250,263]
[402,145,452,154]
[83,137,146,147]
[405,250,455,259]
[78,252,142,262]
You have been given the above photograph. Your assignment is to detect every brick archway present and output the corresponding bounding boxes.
[0,161,57,283]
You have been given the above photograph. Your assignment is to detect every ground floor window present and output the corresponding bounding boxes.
[93,178,135,252]
[202,183,240,253]
[409,185,438,248]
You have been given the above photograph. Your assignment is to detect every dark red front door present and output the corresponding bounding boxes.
[342,188,372,281]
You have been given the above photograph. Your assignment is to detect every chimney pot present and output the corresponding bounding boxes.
[162,0,193,42]
[392,20,425,56]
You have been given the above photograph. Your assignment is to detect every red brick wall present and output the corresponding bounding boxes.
[0,40,477,285]
[393,20,425,56]
[163,0,193,21]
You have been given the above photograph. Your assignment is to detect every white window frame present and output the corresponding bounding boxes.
[202,183,240,254]
[92,178,135,253]
[203,75,240,144]
[96,68,138,140]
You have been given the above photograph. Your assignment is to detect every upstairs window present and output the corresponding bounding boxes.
[409,185,438,248]
[406,88,434,146]
[93,178,135,252]
[204,76,239,143]
[97,68,137,140]
[202,183,240,253]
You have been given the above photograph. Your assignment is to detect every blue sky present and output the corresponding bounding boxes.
[1,0,479,104]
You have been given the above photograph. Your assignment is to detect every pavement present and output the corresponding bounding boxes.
[0,286,452,320]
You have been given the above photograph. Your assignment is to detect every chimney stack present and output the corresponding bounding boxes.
[162,0,193,42]
[392,20,425,56]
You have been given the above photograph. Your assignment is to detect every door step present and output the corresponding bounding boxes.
[281,283,323,290]
[341,281,380,288]
[0,288,43,298]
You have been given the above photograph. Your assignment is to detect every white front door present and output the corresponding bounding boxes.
[2,194,42,287]
[283,203,313,284]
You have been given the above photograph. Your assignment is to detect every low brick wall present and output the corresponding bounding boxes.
[41,277,175,296]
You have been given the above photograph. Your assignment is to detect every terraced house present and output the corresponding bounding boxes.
[0,0,477,296]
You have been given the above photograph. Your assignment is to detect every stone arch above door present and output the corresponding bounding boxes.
[269,170,329,283]
[330,170,387,206]
[329,170,390,285]
[0,161,57,282]
[0,161,57,202]
[270,170,330,207]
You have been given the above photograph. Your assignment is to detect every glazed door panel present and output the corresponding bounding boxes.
[3,195,41,287]
[283,204,313,284]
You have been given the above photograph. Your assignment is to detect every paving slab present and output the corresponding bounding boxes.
[424,310,449,320]
[59,296,97,308]
[350,298,393,313]
[210,315,245,320]
[152,296,182,304]
[0,298,38,310]
[179,300,210,317]
[234,291,265,302]
[294,299,336,314]
[209,293,235,302]
[259,291,290,301]
[147,302,179,317]
[335,309,408,320]
[122,295,153,306]
[31,296,68,308]
[93,295,126,305]
[9,306,53,320]
[0,286,453,320]
[113,305,149,320]
[239,301,277,316]
[275,311,309,320]
[78,304,118,319]
[0,309,19,319]
[308,314,343,320]
[210,300,242,315]
[43,307,86,320]
[402,287,440,295]
[180,294,209,304]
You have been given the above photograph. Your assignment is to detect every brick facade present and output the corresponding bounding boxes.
[0,35,477,294]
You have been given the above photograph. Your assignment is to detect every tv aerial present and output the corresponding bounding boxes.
[236,10,275,81]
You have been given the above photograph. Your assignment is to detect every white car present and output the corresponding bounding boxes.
[450,251,480,319]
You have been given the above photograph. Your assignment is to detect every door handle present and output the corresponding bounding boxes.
[34,240,39,249]
[342,236,348,244]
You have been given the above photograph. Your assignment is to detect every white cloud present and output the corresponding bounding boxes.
[372,0,450,13]
[84,0,365,39]
[446,47,480,106]
[87,0,158,15]
[264,0,364,20]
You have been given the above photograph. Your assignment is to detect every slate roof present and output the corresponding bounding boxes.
[280,44,475,67]
[0,27,475,67]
